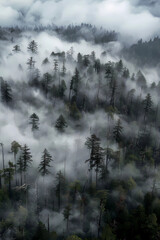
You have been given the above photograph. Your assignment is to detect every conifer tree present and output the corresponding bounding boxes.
[11,141,21,185]
[3,161,15,197]
[27,57,35,69]
[94,59,101,73]
[85,134,100,186]
[55,114,67,132]
[39,149,53,176]
[61,61,66,76]
[77,53,83,65]
[42,58,50,65]
[92,145,104,188]
[70,102,81,120]
[21,145,32,183]
[17,156,24,185]
[69,77,74,102]
[116,59,123,72]
[105,62,113,79]
[28,40,38,54]
[53,59,59,73]
[42,72,52,98]
[1,80,12,104]
[72,68,80,98]
[63,205,71,232]
[56,170,65,211]
[12,45,21,53]
[58,80,67,98]
[29,113,40,131]
[113,119,123,144]
[109,75,117,108]
[143,93,153,122]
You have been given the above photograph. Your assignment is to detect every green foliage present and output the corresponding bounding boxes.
[39,149,53,176]
[69,102,81,120]
[102,225,116,240]
[32,222,57,240]
[11,141,21,155]
[113,119,123,144]
[55,114,67,132]
[66,235,82,240]
[21,144,32,172]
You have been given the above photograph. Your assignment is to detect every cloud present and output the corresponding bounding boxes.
[0,0,160,41]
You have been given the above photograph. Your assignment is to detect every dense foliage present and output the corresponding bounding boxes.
[0,26,160,240]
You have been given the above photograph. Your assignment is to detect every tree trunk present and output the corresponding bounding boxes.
[48,214,50,232]
[98,201,103,238]
[0,174,1,189]
[58,183,61,211]
[96,169,98,189]
[14,153,17,186]
[1,144,5,171]
[8,172,11,197]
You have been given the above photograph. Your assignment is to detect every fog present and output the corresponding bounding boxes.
[1,0,160,42]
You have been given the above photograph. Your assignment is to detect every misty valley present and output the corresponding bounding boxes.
[0,24,160,240]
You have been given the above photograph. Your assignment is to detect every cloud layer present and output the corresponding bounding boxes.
[0,0,160,41]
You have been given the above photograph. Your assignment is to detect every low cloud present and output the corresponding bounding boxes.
[0,0,160,41]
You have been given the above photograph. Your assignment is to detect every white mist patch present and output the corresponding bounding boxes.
[0,0,160,41]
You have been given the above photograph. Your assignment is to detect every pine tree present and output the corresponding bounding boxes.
[63,205,71,232]
[39,149,53,176]
[83,55,90,67]
[136,70,147,89]
[72,68,80,98]
[29,113,40,131]
[113,119,123,144]
[92,145,104,188]
[94,59,101,73]
[11,141,21,185]
[123,68,130,78]
[12,45,21,53]
[116,59,123,72]
[70,102,81,120]
[85,134,100,186]
[96,190,108,238]
[27,57,35,69]
[143,93,153,122]
[21,145,32,183]
[55,114,67,132]
[109,75,117,108]
[53,59,59,73]
[42,58,50,65]
[1,80,12,104]
[42,72,52,98]
[56,170,65,211]
[17,156,24,185]
[61,61,66,76]
[3,161,15,197]
[77,53,83,65]
[69,77,74,102]
[105,62,113,79]
[28,40,38,54]
[58,80,67,98]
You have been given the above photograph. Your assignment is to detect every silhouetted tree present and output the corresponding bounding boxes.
[55,114,67,132]
[28,40,38,54]
[63,205,71,232]
[29,113,40,131]
[39,149,52,176]
[1,80,12,104]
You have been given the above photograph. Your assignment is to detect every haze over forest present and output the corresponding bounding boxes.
[1,0,160,240]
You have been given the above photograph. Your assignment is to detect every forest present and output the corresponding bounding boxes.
[0,22,160,240]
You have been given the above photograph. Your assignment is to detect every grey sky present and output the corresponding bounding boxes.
[0,0,160,41]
